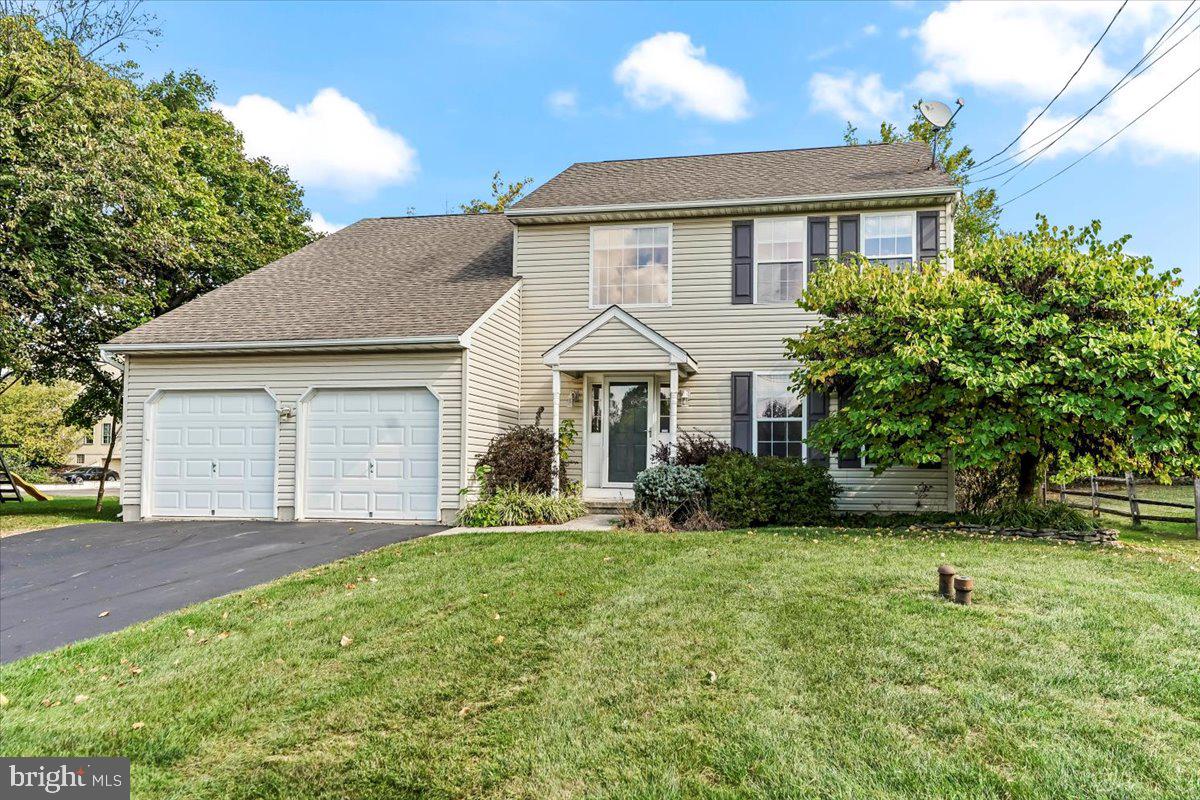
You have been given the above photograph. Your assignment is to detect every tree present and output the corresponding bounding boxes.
[0,381,84,473]
[1,13,315,506]
[460,171,534,214]
[786,216,1200,500]
[843,105,1000,250]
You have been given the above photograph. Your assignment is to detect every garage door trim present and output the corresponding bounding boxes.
[294,383,444,522]
[141,386,281,520]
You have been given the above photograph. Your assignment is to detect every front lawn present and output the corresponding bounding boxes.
[1,528,1197,799]
[0,496,121,537]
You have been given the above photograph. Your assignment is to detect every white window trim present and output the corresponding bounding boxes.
[751,370,807,459]
[861,210,918,267]
[588,223,673,310]
[752,216,807,305]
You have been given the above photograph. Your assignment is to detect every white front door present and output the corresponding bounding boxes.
[302,388,439,520]
[149,390,276,519]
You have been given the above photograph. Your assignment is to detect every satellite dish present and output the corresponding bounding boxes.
[919,100,954,129]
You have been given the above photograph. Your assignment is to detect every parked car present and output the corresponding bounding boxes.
[62,467,119,484]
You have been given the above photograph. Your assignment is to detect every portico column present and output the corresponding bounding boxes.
[669,364,679,461]
[551,366,561,496]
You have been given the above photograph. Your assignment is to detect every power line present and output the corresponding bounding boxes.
[999,65,1200,208]
[979,18,1200,187]
[969,0,1129,171]
[968,0,1200,181]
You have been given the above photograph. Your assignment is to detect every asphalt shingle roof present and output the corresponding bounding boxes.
[109,214,516,346]
[512,142,956,210]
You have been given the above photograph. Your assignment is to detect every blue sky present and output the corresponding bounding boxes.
[133,0,1200,290]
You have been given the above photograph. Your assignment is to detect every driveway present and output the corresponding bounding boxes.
[0,519,443,663]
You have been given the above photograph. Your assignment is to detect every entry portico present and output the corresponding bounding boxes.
[542,306,698,498]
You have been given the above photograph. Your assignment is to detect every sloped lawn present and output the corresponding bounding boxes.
[1,527,1197,799]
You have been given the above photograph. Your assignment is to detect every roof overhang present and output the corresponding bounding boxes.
[507,186,961,225]
[101,334,464,357]
[543,305,698,376]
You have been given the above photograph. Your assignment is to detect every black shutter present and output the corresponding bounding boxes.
[807,216,829,278]
[918,212,939,262]
[806,390,829,466]
[732,221,753,304]
[836,381,861,468]
[838,214,860,263]
[730,372,753,452]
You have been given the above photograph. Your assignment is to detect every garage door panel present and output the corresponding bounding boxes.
[150,390,276,519]
[303,387,439,521]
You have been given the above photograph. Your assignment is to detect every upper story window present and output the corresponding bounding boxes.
[754,372,805,458]
[863,212,915,269]
[101,422,112,445]
[591,225,670,307]
[754,218,806,304]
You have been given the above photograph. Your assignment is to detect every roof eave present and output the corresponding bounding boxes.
[101,334,465,356]
[507,186,961,221]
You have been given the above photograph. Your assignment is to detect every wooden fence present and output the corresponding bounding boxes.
[1045,474,1200,539]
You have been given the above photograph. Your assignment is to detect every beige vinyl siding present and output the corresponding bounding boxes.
[557,319,672,371]
[120,350,464,522]
[465,286,522,497]
[515,204,954,512]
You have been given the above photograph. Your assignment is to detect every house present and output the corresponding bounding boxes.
[68,416,121,472]
[102,142,959,524]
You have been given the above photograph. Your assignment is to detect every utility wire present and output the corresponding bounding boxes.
[999,65,1200,208]
[968,1,1199,181]
[983,18,1200,187]
[969,0,1129,171]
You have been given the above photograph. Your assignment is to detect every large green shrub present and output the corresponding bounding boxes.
[458,487,587,528]
[634,464,707,520]
[705,452,839,528]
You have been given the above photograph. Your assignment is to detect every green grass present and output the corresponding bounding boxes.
[1,527,1197,799]
[0,496,121,536]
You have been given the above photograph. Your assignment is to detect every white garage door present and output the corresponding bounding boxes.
[302,388,439,521]
[150,390,276,518]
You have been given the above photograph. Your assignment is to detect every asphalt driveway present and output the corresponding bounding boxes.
[0,519,443,663]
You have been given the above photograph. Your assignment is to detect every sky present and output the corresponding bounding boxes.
[131,0,1200,291]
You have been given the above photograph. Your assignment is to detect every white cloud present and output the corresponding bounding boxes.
[909,1,1199,160]
[546,88,578,115]
[215,88,417,197]
[307,212,345,235]
[914,1,1121,100]
[809,71,905,126]
[614,32,750,122]
[862,23,879,37]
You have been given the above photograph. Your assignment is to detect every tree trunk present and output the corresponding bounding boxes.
[95,422,120,514]
[1016,452,1040,502]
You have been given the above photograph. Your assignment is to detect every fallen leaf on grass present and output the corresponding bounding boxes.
[494,635,505,645]
[215,632,229,641]
[129,666,142,676]
[131,721,145,730]
[221,611,229,621]
[340,635,353,648]
[0,694,8,707]
[458,706,471,717]
[185,629,195,638]
[706,671,717,685]
[74,694,89,704]
[492,612,501,620]
[97,611,110,618]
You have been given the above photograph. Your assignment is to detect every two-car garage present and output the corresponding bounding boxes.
[141,378,446,523]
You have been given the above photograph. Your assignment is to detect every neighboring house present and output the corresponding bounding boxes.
[103,142,959,524]
[68,416,121,472]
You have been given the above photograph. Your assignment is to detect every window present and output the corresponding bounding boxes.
[754,372,805,458]
[101,422,112,445]
[84,432,94,445]
[863,213,915,269]
[659,387,671,434]
[77,454,86,464]
[591,225,670,307]
[754,218,806,304]
[590,384,602,433]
